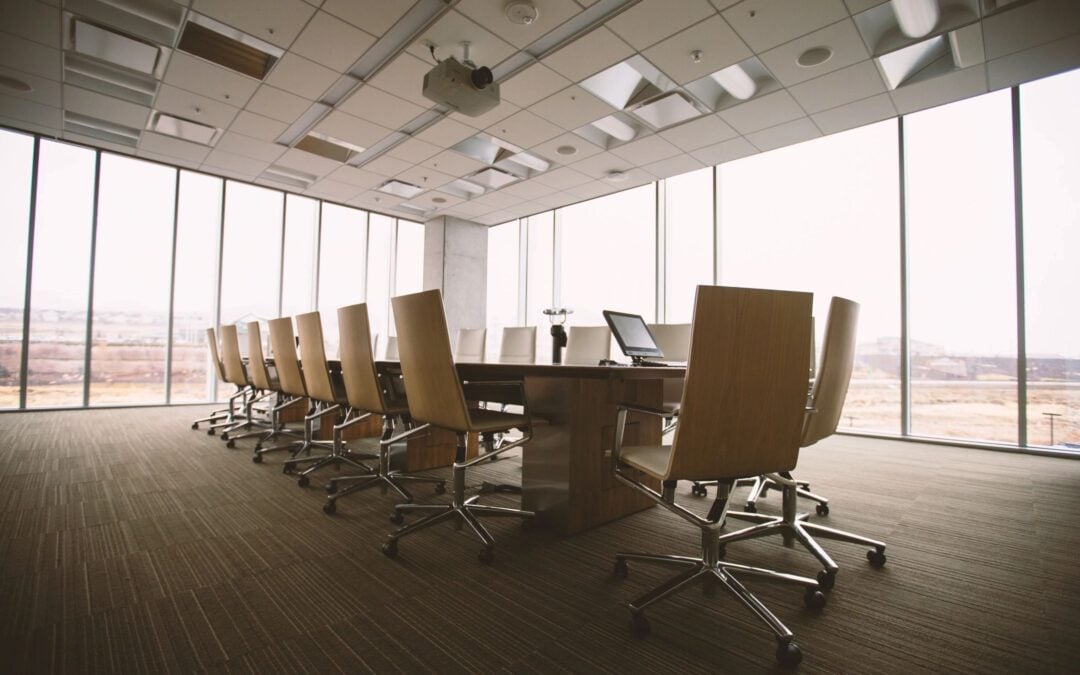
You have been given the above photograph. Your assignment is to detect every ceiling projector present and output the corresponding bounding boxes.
[422,57,500,116]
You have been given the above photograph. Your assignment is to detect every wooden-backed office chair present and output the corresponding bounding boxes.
[716,297,887,590]
[216,324,275,445]
[609,286,825,667]
[322,303,445,514]
[382,289,533,564]
[223,321,301,449]
[498,326,536,364]
[564,325,611,365]
[192,327,248,434]
[648,322,691,431]
[454,327,486,362]
[384,335,399,360]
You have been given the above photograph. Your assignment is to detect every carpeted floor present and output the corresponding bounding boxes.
[1,405,1078,673]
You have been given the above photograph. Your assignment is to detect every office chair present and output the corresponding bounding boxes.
[322,303,445,514]
[563,325,611,365]
[716,297,887,590]
[455,327,486,362]
[223,321,302,449]
[216,324,273,444]
[384,335,399,360]
[191,327,248,434]
[382,289,534,564]
[610,286,825,667]
[498,326,536,364]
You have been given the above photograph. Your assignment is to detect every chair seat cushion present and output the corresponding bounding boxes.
[467,408,529,433]
[621,444,672,479]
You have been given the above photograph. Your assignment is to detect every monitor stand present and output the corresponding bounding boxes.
[631,356,667,367]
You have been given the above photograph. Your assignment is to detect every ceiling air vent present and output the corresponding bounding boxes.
[262,165,317,189]
[178,13,284,80]
[377,180,425,199]
[295,133,366,164]
[148,111,222,146]
[65,111,141,147]
[71,18,163,75]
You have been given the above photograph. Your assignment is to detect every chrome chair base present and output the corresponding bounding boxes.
[692,474,830,515]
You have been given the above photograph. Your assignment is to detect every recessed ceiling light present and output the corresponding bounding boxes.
[0,74,32,92]
[605,170,628,183]
[556,145,577,156]
[378,180,425,198]
[149,111,222,146]
[505,1,539,26]
[797,46,833,68]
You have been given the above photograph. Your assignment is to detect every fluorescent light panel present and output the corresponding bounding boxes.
[709,63,756,100]
[630,91,705,129]
[72,19,161,74]
[378,180,425,198]
[179,13,283,80]
[149,111,221,145]
[891,0,940,39]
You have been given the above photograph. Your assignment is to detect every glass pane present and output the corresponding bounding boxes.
[281,195,319,317]
[318,204,367,359]
[219,181,283,328]
[171,171,222,403]
[525,212,554,360]
[26,141,96,408]
[1021,68,1080,449]
[486,220,519,360]
[394,219,425,296]
[365,213,393,356]
[0,130,34,408]
[89,155,176,405]
[906,90,1017,443]
[719,120,901,433]
[664,167,713,323]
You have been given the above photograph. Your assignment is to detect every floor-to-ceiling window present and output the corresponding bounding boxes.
[486,219,520,360]
[525,212,555,360]
[281,195,319,318]
[365,213,394,352]
[0,130,33,409]
[1020,69,1080,449]
[664,167,714,324]
[318,203,368,358]
[219,182,283,336]
[905,91,1018,444]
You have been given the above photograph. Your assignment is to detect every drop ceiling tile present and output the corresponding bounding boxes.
[530,132,604,164]
[264,53,340,101]
[499,179,559,200]
[760,19,871,88]
[542,27,635,83]
[470,190,524,210]
[420,149,486,176]
[229,110,287,142]
[63,131,135,155]
[475,210,514,226]
[162,52,259,108]
[607,0,718,51]
[321,0,412,37]
[305,178,363,202]
[245,85,312,124]
[291,10,377,72]
[810,92,897,134]
[367,53,435,108]
[843,0,887,13]
[447,199,499,217]
[405,189,464,211]
[527,85,615,131]
[386,137,442,164]
[889,64,988,115]
[215,131,287,162]
[456,0,584,49]
[532,165,591,189]
[192,0,316,48]
[276,146,342,176]
[452,99,519,130]
[0,94,60,130]
[339,84,425,129]
[155,84,240,130]
[313,110,393,151]
[137,149,202,170]
[361,153,415,177]
[64,85,150,129]
[610,134,682,164]
[642,15,752,85]
[643,153,705,178]
[325,165,385,188]
[717,90,805,135]
[567,179,623,200]
[569,151,635,179]
[406,9,517,66]
[658,113,738,151]
[486,109,563,148]
[746,117,822,151]
[983,0,1080,60]
[349,190,404,210]
[415,116,477,146]
[788,59,887,114]
[203,148,270,176]
[689,136,758,165]
[3,0,60,48]
[0,65,60,108]
[395,164,455,189]
[139,131,213,163]
[0,33,60,81]
[708,0,743,9]
[530,192,575,209]
[721,0,849,52]
[988,34,1080,91]
[500,63,572,107]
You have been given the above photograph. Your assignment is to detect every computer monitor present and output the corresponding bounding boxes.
[603,310,664,364]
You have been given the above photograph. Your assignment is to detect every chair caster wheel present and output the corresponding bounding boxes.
[220,433,229,441]
[613,559,628,579]
[478,547,494,565]
[297,475,309,488]
[322,500,336,515]
[776,640,802,667]
[691,484,707,497]
[744,503,757,513]
[804,589,826,609]
[207,429,215,436]
[382,540,398,559]
[226,440,235,449]
[629,612,650,639]
[816,569,836,590]
[434,482,446,495]
[325,482,337,494]
[191,423,199,430]
[252,454,263,464]
[867,548,887,567]
[282,465,294,475]
[816,503,830,516]
[389,511,404,525]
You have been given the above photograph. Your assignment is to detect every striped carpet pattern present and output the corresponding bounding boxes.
[1,405,1078,673]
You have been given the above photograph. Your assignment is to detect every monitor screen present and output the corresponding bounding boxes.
[603,310,664,359]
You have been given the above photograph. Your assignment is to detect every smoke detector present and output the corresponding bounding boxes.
[505,1,539,26]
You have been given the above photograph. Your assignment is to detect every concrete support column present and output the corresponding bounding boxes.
[423,216,487,344]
